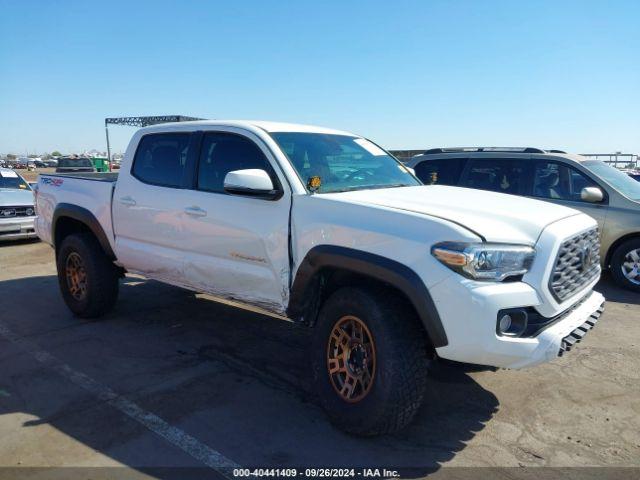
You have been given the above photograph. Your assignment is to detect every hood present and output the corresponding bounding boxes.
[0,188,35,207]
[324,185,581,245]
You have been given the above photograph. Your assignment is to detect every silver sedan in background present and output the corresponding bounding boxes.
[0,167,38,241]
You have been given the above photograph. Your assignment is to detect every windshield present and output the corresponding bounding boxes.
[59,157,93,168]
[270,132,420,193]
[0,170,30,190]
[583,161,640,201]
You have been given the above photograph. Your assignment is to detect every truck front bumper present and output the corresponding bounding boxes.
[431,275,605,369]
[0,217,37,241]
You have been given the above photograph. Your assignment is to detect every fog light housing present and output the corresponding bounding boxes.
[497,309,528,337]
[499,314,512,332]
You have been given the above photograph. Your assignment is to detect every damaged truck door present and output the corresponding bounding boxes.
[178,129,291,313]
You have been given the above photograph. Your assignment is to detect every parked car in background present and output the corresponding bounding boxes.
[408,147,640,291]
[55,157,96,173]
[44,158,59,168]
[36,121,604,435]
[16,157,34,169]
[0,168,37,241]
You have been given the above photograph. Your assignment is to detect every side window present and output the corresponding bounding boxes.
[414,158,466,186]
[132,133,191,187]
[461,158,529,195]
[533,162,598,202]
[197,133,276,194]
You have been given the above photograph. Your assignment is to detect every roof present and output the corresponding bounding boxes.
[138,120,358,137]
[410,148,588,164]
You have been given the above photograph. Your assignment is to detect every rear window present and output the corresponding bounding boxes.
[414,158,466,186]
[132,133,191,188]
[58,157,93,168]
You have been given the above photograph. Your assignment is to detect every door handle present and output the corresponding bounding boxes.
[119,196,137,206]
[184,206,207,217]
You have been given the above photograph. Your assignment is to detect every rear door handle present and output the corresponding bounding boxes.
[119,196,136,206]
[184,206,207,217]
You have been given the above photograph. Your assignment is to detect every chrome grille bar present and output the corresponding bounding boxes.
[549,228,601,302]
[0,206,36,218]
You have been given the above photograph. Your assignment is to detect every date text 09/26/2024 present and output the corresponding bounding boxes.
[232,469,400,478]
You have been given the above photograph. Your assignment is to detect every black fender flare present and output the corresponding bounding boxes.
[52,203,116,260]
[287,245,448,348]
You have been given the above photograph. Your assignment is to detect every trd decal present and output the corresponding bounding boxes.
[42,178,64,187]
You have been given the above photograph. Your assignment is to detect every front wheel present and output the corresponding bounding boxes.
[311,287,429,436]
[57,233,120,318]
[610,238,640,292]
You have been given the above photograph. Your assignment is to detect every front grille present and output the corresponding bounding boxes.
[558,302,604,356]
[0,205,36,218]
[549,228,601,302]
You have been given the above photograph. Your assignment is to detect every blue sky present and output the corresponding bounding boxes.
[1,0,638,155]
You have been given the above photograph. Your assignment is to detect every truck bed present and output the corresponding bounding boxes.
[35,172,117,249]
[45,172,119,182]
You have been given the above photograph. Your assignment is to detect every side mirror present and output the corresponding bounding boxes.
[581,186,604,203]
[223,169,281,200]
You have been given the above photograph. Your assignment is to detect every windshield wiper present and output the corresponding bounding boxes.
[378,183,412,189]
[360,183,412,191]
[326,184,412,193]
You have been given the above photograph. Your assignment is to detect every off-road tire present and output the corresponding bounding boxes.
[311,286,429,436]
[610,238,640,292]
[57,233,120,318]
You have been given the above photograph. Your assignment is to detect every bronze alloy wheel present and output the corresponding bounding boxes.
[65,252,88,301]
[327,315,376,403]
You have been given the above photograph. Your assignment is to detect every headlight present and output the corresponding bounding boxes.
[431,242,535,281]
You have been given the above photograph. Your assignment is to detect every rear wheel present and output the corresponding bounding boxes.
[610,238,640,292]
[311,287,429,436]
[57,233,120,318]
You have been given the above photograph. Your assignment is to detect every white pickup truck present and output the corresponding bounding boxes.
[36,121,605,435]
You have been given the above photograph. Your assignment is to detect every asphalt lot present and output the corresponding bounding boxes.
[0,240,639,477]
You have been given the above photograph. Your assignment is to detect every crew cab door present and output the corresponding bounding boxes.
[112,132,197,283]
[179,129,291,314]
